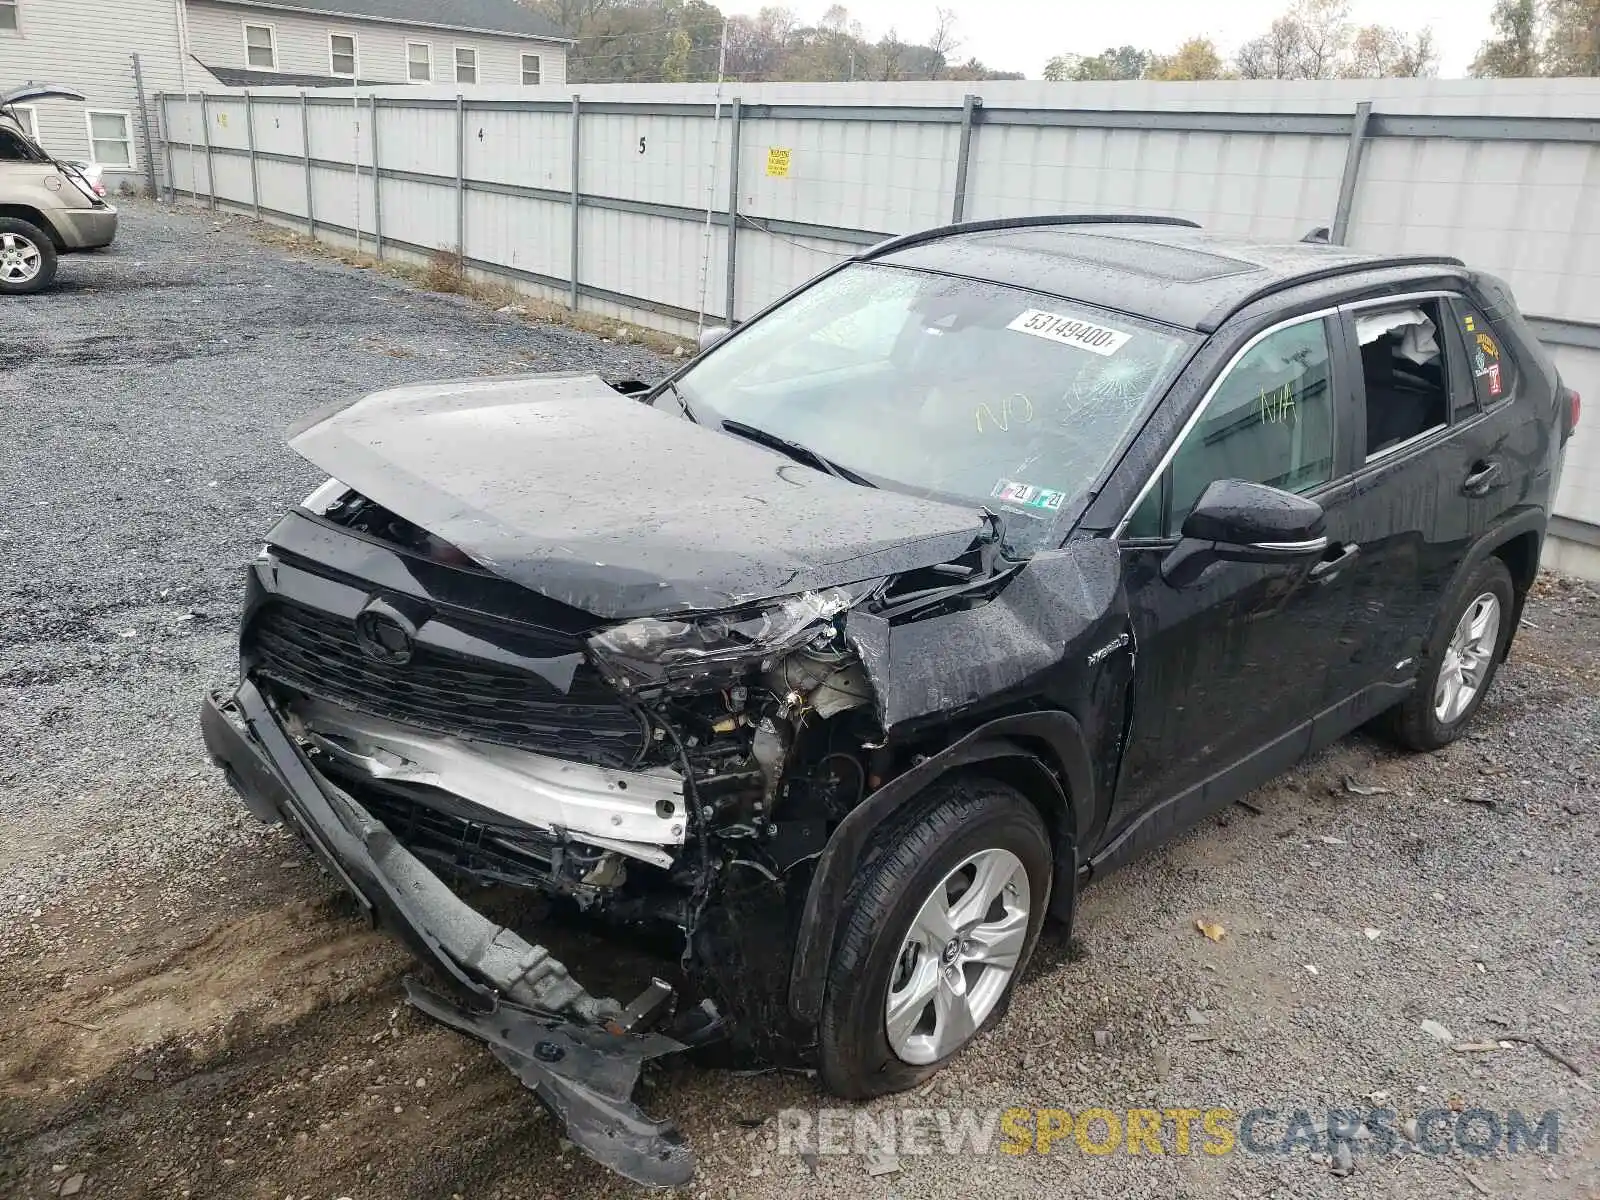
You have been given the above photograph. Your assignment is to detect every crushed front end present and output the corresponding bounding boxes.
[201,486,892,1185]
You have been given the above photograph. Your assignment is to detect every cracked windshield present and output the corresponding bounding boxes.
[663,263,1193,550]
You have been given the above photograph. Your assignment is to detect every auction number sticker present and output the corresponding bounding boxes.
[1007,309,1132,357]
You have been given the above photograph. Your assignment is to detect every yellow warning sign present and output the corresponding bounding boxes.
[766,147,792,178]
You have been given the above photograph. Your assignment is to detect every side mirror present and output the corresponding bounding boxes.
[698,325,731,353]
[1161,479,1327,586]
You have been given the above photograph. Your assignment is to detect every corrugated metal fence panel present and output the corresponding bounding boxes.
[733,227,850,320]
[970,126,1347,240]
[1551,347,1600,524]
[310,164,375,240]
[307,99,371,167]
[580,206,727,318]
[584,110,727,212]
[375,105,457,179]
[464,190,569,281]
[741,116,954,234]
[206,98,250,153]
[251,100,304,159]
[1348,137,1600,324]
[380,176,455,253]
[466,108,571,193]
[168,143,211,200]
[211,153,254,208]
[258,158,306,217]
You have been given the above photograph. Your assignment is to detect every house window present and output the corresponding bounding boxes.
[244,22,276,69]
[0,0,19,32]
[521,54,542,85]
[13,104,38,141]
[330,32,358,78]
[407,41,432,82]
[86,110,134,168]
[454,46,477,84]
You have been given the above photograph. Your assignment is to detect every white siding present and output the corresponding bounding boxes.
[0,0,186,178]
[184,1,566,86]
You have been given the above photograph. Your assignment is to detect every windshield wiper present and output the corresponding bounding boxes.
[718,419,877,488]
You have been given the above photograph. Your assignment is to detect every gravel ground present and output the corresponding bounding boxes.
[1,202,1597,1200]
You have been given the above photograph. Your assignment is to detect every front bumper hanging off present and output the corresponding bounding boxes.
[200,679,697,1187]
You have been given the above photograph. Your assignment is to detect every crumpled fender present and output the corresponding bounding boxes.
[786,711,1094,1026]
[788,539,1130,1027]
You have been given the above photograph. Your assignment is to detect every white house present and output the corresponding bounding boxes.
[0,0,571,187]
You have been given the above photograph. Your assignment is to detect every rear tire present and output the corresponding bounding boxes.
[817,775,1053,1100]
[1385,556,1515,751]
[0,218,58,295]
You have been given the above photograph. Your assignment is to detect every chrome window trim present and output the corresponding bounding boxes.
[1113,306,1338,539]
[1114,288,1467,539]
[1365,423,1448,463]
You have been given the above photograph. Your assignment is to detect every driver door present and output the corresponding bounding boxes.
[1106,313,1359,843]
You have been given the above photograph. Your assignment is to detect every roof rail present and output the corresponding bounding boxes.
[1196,254,1468,332]
[859,213,1203,261]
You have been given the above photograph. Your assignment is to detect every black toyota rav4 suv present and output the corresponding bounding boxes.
[203,215,1580,1184]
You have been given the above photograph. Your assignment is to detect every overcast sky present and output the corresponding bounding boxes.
[715,0,1498,78]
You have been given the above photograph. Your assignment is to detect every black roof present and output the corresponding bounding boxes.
[222,0,570,41]
[869,217,1464,333]
[203,64,387,88]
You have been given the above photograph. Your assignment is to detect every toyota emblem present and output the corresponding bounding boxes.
[355,604,416,665]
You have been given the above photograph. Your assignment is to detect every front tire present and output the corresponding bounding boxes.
[817,775,1053,1099]
[0,218,58,295]
[1386,556,1515,751]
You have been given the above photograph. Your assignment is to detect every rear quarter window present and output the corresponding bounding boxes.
[1451,301,1517,409]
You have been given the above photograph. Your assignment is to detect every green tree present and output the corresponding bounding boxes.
[1044,45,1152,81]
[1146,37,1228,80]
[1471,0,1544,75]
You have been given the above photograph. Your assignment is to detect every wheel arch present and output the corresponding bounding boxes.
[787,709,1093,1027]
[1451,512,1544,659]
[0,205,64,248]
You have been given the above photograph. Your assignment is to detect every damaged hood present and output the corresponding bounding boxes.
[289,373,987,619]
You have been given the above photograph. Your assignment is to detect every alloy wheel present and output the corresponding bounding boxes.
[885,847,1030,1065]
[0,231,43,284]
[1434,592,1501,724]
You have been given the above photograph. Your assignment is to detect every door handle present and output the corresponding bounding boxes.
[1462,460,1503,497]
[1310,542,1360,581]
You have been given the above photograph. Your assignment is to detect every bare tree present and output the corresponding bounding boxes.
[1296,0,1352,78]
[927,7,962,79]
[1346,25,1438,76]
[1236,16,1310,78]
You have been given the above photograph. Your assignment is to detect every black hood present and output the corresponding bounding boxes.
[288,373,988,619]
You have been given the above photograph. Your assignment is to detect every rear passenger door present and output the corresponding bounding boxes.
[1315,292,1505,707]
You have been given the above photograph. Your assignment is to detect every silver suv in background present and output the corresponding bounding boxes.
[0,84,119,294]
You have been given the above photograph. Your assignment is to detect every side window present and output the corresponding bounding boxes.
[1453,301,1516,409]
[1157,319,1336,537]
[1355,300,1450,458]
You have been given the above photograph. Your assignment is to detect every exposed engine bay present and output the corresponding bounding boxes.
[207,371,1129,1186]
[264,484,994,1039]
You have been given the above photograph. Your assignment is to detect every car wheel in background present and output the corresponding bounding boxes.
[1385,556,1516,752]
[0,218,58,295]
[818,775,1054,1099]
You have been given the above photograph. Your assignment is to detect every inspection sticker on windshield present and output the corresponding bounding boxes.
[991,479,1067,511]
[1007,309,1132,356]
